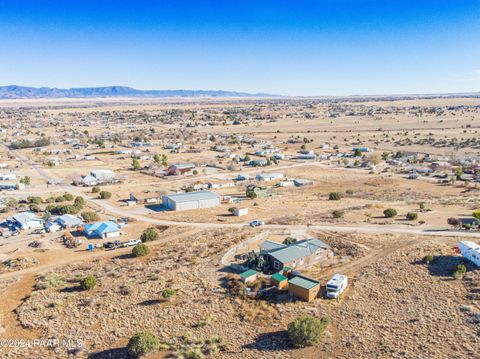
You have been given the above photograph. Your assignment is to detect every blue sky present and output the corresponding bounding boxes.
[0,0,479,96]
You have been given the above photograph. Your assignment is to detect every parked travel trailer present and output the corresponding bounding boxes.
[326,273,348,299]
[458,241,480,267]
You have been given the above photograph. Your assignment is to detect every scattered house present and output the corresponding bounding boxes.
[271,272,288,290]
[7,212,44,230]
[249,159,268,167]
[240,269,258,284]
[0,173,16,181]
[57,214,84,229]
[236,174,251,181]
[246,185,270,198]
[294,179,314,187]
[45,221,62,233]
[83,221,121,239]
[277,180,295,187]
[256,173,284,182]
[162,191,221,211]
[459,218,480,230]
[261,238,331,270]
[208,181,235,189]
[234,207,249,216]
[352,146,371,153]
[288,275,321,302]
[91,169,116,182]
[458,241,480,266]
[296,153,316,160]
[0,183,24,190]
[80,175,98,187]
[167,163,195,176]
[128,192,162,205]
[273,153,285,160]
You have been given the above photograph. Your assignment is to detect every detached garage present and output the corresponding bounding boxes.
[162,191,221,211]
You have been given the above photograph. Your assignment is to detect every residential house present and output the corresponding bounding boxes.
[83,221,121,239]
[240,269,258,284]
[256,173,284,182]
[167,163,195,176]
[7,212,44,230]
[261,238,331,270]
[57,214,84,228]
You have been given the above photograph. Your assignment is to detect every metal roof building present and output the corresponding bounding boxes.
[162,191,221,211]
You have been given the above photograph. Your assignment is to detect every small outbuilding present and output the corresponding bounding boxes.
[288,276,320,302]
[240,269,258,284]
[271,272,288,290]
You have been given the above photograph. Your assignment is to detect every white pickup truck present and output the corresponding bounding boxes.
[326,273,348,299]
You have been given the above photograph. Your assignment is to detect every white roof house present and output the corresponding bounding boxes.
[91,169,116,181]
[458,241,480,267]
[57,214,84,228]
[256,173,284,182]
[8,212,44,230]
[162,191,220,211]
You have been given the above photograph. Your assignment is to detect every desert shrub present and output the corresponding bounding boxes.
[283,237,297,245]
[383,208,398,218]
[127,331,160,359]
[63,193,74,201]
[27,196,43,205]
[29,204,40,212]
[91,186,101,193]
[422,254,434,264]
[35,274,64,290]
[328,192,342,201]
[132,243,150,257]
[55,196,66,203]
[406,212,418,221]
[345,189,354,195]
[141,227,159,242]
[99,191,112,199]
[81,211,100,222]
[228,207,236,215]
[472,210,480,220]
[332,210,344,218]
[74,196,85,207]
[162,288,176,299]
[453,264,467,279]
[80,275,96,291]
[287,315,330,348]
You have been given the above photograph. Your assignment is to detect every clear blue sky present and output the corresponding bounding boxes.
[0,1,479,96]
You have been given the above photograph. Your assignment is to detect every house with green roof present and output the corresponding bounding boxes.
[271,272,288,290]
[260,238,331,271]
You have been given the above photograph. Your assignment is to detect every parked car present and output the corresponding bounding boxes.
[103,240,122,249]
[249,220,265,227]
[123,239,142,247]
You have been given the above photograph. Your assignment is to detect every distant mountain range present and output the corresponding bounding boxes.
[0,85,277,99]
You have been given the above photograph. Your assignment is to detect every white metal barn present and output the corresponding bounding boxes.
[458,241,480,267]
[162,191,221,211]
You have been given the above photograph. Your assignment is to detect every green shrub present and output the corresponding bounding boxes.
[383,208,398,218]
[132,243,151,257]
[127,331,160,359]
[141,227,159,242]
[453,264,467,279]
[162,288,176,299]
[332,210,344,218]
[63,193,74,201]
[99,191,112,199]
[422,254,434,264]
[472,209,480,220]
[74,196,85,207]
[406,212,418,221]
[92,186,101,193]
[81,211,100,223]
[80,275,96,291]
[328,192,342,201]
[287,315,330,348]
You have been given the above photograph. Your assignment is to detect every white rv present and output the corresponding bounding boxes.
[326,273,348,299]
[458,241,480,267]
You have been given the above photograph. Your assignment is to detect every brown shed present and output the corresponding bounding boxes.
[288,276,320,302]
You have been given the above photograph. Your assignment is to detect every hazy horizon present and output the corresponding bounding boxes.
[1,1,479,96]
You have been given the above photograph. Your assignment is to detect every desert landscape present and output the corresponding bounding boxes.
[0,95,479,358]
